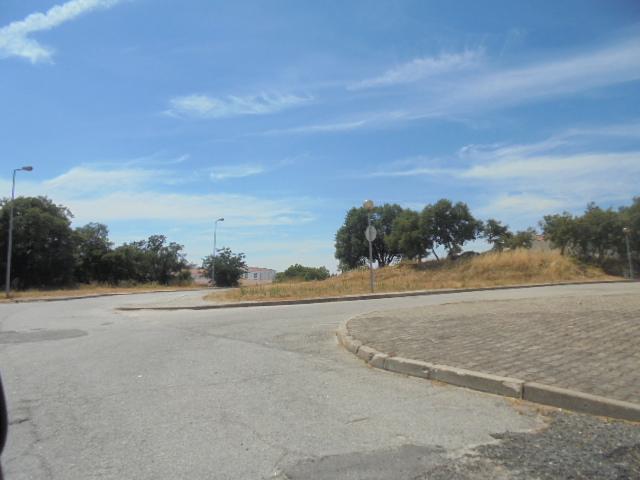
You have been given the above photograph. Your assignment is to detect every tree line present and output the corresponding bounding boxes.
[335,197,639,275]
[0,197,191,289]
[541,198,639,274]
[334,199,534,271]
[3,194,637,289]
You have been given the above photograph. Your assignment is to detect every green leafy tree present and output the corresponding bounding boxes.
[576,204,623,264]
[505,228,536,250]
[483,219,512,251]
[102,235,188,285]
[276,264,330,282]
[334,207,368,271]
[144,234,189,284]
[542,206,623,264]
[102,242,148,284]
[540,212,576,255]
[74,223,113,283]
[0,196,75,289]
[420,199,482,259]
[335,204,403,271]
[387,209,430,260]
[202,248,247,287]
[541,202,636,274]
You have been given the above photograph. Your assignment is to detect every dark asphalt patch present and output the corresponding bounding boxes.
[426,412,640,480]
[0,329,88,344]
[276,413,639,479]
[275,444,448,480]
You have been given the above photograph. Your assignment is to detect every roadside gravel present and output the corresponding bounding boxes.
[428,411,640,479]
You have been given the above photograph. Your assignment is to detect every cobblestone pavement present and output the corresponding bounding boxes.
[348,292,640,403]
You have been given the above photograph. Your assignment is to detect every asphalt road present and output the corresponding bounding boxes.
[0,283,638,479]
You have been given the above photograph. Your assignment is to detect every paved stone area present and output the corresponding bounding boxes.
[348,292,640,403]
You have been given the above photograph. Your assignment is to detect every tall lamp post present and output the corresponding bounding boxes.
[363,200,376,293]
[212,217,224,287]
[5,166,33,297]
[623,227,634,280]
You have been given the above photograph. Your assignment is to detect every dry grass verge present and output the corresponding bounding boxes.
[213,250,616,303]
[0,283,203,302]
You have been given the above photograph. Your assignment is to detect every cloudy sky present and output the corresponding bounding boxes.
[1,0,639,270]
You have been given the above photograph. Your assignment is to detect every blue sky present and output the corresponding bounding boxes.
[1,0,639,271]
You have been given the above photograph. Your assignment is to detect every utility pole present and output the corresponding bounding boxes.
[212,217,224,286]
[5,166,33,297]
[623,227,634,279]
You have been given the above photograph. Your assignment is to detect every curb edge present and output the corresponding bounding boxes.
[338,318,640,422]
[117,280,632,311]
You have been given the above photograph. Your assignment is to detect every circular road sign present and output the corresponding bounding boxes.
[365,225,377,242]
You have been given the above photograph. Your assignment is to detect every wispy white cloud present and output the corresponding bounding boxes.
[458,138,570,162]
[461,151,640,180]
[262,119,368,135]
[166,92,312,119]
[0,0,124,63]
[563,122,640,139]
[207,156,298,181]
[42,166,173,195]
[376,140,640,187]
[465,147,640,217]
[476,193,566,217]
[370,122,640,220]
[443,36,640,111]
[259,109,422,136]
[1,165,315,227]
[209,164,265,181]
[55,191,314,226]
[350,49,483,90]
[270,35,640,136]
[458,121,640,163]
[367,156,454,178]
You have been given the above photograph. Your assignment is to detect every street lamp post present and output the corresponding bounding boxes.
[5,166,33,297]
[623,227,634,280]
[363,200,375,293]
[212,217,224,287]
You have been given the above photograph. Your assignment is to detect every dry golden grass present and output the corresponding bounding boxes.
[214,249,616,303]
[0,283,203,302]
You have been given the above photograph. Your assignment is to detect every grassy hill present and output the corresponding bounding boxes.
[216,249,616,302]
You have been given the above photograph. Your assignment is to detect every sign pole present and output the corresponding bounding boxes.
[363,200,376,293]
[367,213,374,292]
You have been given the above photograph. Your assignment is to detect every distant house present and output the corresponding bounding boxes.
[241,267,277,284]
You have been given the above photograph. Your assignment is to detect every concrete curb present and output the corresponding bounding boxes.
[338,318,640,422]
[523,383,640,422]
[116,279,631,311]
[1,288,210,304]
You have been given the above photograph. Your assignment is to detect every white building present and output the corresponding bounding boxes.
[241,267,277,284]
